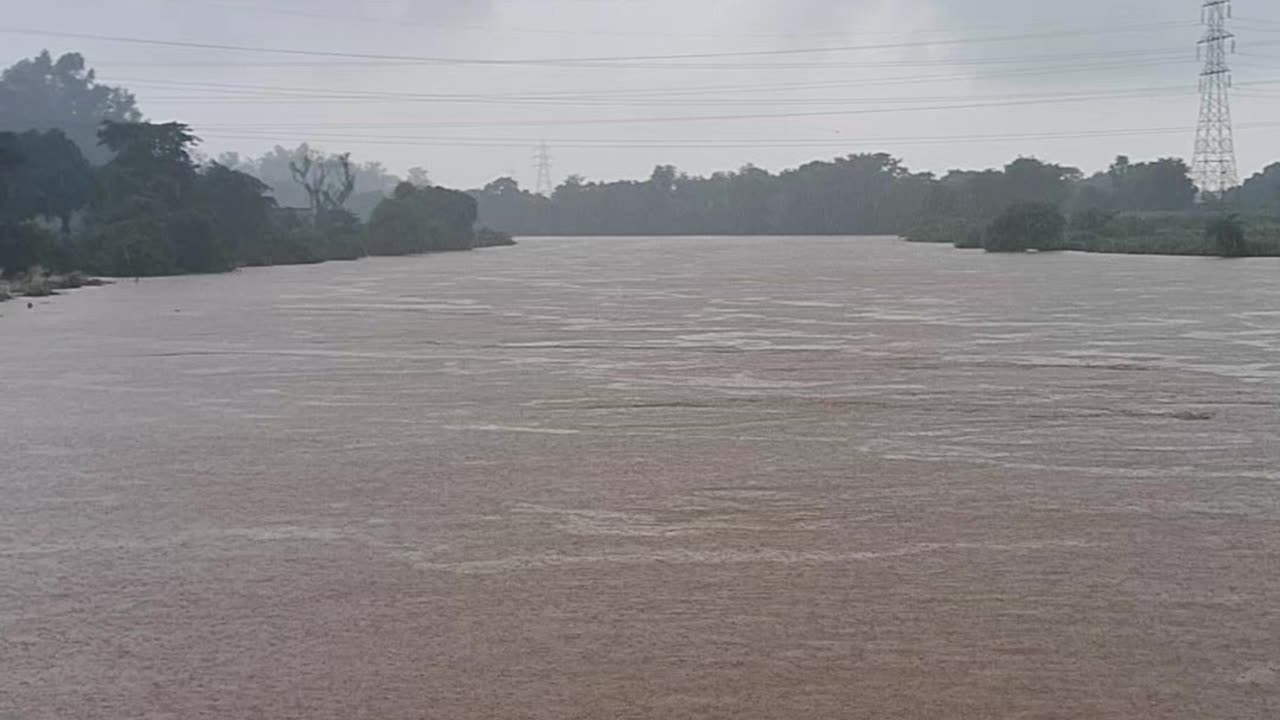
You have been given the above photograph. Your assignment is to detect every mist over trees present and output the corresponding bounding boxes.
[0,51,510,281]
[472,154,1204,238]
[1232,163,1280,213]
[368,182,479,255]
[0,51,140,164]
[0,129,93,233]
[217,145,420,220]
[3,46,1277,280]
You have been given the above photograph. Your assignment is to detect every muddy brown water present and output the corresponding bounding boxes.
[2,237,1278,719]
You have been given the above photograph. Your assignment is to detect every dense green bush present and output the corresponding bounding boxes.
[1206,215,1247,257]
[983,203,1066,252]
[311,208,367,261]
[474,227,515,248]
[367,182,478,255]
[0,222,60,276]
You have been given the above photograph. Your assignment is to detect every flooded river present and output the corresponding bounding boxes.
[2,237,1278,718]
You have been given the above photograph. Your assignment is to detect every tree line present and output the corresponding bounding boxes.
[0,51,511,280]
[474,153,1279,239]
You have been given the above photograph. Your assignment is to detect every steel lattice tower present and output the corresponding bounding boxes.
[1192,0,1238,198]
[533,143,553,196]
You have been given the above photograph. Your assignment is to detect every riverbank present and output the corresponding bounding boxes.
[907,212,1280,256]
[5,225,514,301]
[0,269,109,303]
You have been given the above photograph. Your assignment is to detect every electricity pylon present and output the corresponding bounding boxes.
[1192,0,1239,199]
[534,143,553,196]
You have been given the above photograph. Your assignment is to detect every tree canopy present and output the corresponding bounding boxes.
[470,153,1224,240]
[0,129,94,231]
[219,144,401,219]
[1232,163,1280,213]
[368,182,479,255]
[0,51,141,163]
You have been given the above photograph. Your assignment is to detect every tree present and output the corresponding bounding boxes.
[1002,157,1081,207]
[94,121,201,216]
[1109,157,1196,212]
[1206,215,1247,257]
[225,144,400,217]
[1232,163,1280,213]
[0,222,60,277]
[98,121,199,182]
[289,149,356,220]
[407,166,431,187]
[0,52,141,163]
[984,203,1066,252]
[0,130,94,232]
[82,121,214,276]
[0,132,23,217]
[368,182,477,255]
[0,130,92,273]
[197,163,278,265]
[472,177,552,235]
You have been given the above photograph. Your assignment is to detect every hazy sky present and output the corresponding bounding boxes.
[5,0,1280,189]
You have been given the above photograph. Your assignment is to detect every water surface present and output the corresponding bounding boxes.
[2,237,1278,718]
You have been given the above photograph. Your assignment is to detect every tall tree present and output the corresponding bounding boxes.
[83,121,218,276]
[197,162,278,265]
[0,52,141,163]
[368,182,477,255]
[224,144,399,217]
[289,149,356,220]
[0,130,94,232]
[1232,163,1280,213]
[1108,157,1196,212]
[96,121,200,208]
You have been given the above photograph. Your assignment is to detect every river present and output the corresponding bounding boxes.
[2,237,1278,718]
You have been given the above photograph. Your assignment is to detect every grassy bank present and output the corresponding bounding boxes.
[908,212,1280,257]
[0,268,107,303]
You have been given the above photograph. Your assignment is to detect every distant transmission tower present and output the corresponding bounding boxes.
[1192,0,1239,198]
[533,143,553,196]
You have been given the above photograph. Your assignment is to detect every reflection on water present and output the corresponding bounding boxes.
[2,237,1278,719]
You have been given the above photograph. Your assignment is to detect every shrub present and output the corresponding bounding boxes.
[1206,214,1247,257]
[367,182,478,255]
[0,222,60,277]
[953,225,985,249]
[475,227,515,248]
[1069,207,1117,235]
[903,220,984,248]
[984,202,1066,252]
[22,275,54,296]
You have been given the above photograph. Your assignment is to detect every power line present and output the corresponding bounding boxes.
[192,120,1280,152]
[108,77,1211,109]
[194,61,1197,104]
[0,21,1201,68]
[108,0,1201,42]
[122,85,1215,126]
[87,45,1197,72]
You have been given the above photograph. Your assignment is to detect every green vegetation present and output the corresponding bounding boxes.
[475,148,1280,258]
[0,51,140,164]
[368,182,478,255]
[475,227,516,248]
[0,51,516,298]
[5,45,1277,288]
[1206,215,1247,257]
[983,204,1066,253]
[0,266,103,301]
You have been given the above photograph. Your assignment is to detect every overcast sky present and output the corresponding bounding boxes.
[5,0,1280,189]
